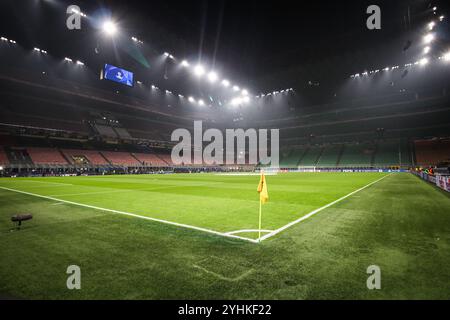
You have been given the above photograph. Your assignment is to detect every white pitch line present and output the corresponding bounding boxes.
[225,229,273,235]
[257,173,392,242]
[0,186,259,244]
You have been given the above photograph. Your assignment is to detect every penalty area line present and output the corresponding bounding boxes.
[0,186,259,244]
[257,173,392,242]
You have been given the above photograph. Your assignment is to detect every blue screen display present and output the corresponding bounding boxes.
[103,64,134,87]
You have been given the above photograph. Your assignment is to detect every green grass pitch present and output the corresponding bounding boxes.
[0,172,449,299]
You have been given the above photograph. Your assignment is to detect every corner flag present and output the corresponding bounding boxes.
[257,172,269,241]
[257,172,269,204]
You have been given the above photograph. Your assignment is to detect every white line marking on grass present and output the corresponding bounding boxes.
[225,229,273,235]
[0,186,259,244]
[257,173,392,242]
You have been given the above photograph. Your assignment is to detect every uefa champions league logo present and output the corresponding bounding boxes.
[171,121,279,167]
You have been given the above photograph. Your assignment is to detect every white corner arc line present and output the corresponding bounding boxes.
[257,173,392,242]
[0,186,259,244]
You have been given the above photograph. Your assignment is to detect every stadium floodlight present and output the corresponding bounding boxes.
[194,65,205,77]
[136,80,142,85]
[207,71,218,83]
[76,60,84,66]
[102,21,118,36]
[9,40,16,44]
[443,52,450,61]
[432,6,437,12]
[231,97,241,106]
[241,89,248,95]
[33,47,41,52]
[64,57,72,62]
[188,96,195,103]
[131,36,143,44]
[1,37,8,41]
[164,52,174,59]
[428,22,435,30]
[198,99,205,106]
[419,57,429,66]
[243,96,250,103]
[424,33,434,44]
[178,94,184,98]
[165,90,172,94]
[424,46,431,54]
[181,60,190,67]
[233,85,240,91]
[221,79,230,87]
[439,16,444,21]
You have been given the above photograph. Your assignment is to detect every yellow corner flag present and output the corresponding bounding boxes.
[257,172,269,241]
[257,172,269,204]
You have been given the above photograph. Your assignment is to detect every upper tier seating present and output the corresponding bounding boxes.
[100,151,141,166]
[27,147,68,164]
[415,140,450,166]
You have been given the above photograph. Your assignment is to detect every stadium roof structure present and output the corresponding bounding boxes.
[0,0,449,113]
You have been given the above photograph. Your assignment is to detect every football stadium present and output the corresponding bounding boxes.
[0,0,450,303]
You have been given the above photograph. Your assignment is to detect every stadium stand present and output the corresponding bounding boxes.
[95,125,118,138]
[280,148,306,167]
[100,151,141,166]
[133,153,168,166]
[338,142,374,167]
[114,127,133,140]
[316,144,342,167]
[373,140,402,167]
[155,154,173,165]
[62,149,110,166]
[414,139,450,166]
[0,147,10,165]
[27,147,68,165]
[299,146,323,166]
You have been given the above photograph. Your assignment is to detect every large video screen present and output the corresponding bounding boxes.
[103,64,134,87]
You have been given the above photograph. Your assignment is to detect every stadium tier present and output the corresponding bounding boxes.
[414,139,450,166]
[62,149,110,166]
[0,147,9,165]
[98,151,142,166]
[26,147,68,165]
[338,142,375,167]
[316,144,342,167]
[133,153,168,166]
